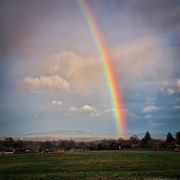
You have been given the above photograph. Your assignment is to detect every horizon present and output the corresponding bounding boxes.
[0,0,180,137]
[0,129,178,140]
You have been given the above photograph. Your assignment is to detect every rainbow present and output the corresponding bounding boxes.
[77,0,126,138]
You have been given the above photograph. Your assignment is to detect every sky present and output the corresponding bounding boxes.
[0,0,180,137]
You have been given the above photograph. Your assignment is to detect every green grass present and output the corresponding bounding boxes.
[0,151,180,179]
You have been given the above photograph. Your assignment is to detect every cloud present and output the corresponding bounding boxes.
[167,88,174,96]
[145,114,152,119]
[148,120,164,128]
[0,1,38,56]
[37,51,103,94]
[177,79,180,91]
[52,100,62,105]
[160,80,177,95]
[123,0,180,31]
[69,106,127,117]
[160,88,165,93]
[146,97,156,105]
[162,81,169,86]
[90,111,102,117]
[112,37,174,81]
[173,106,180,109]
[17,75,70,91]
[69,105,95,112]
[143,105,161,113]
[0,1,78,56]
[104,108,116,113]
[69,106,79,112]
[81,105,94,111]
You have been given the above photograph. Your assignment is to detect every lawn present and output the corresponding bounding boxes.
[0,150,179,179]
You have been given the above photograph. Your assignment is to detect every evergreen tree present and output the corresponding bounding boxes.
[141,131,152,148]
[144,131,151,141]
[166,132,175,143]
[176,131,180,145]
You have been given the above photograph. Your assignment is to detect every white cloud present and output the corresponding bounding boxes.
[177,79,180,91]
[167,88,174,96]
[17,75,70,90]
[90,111,102,117]
[39,51,102,94]
[82,105,94,111]
[148,120,163,128]
[160,88,165,93]
[146,97,156,105]
[162,81,169,86]
[69,105,95,112]
[52,100,62,105]
[143,105,161,113]
[69,106,79,112]
[173,106,180,109]
[145,114,152,118]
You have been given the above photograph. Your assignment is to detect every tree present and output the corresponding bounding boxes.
[97,140,109,150]
[176,131,180,145]
[39,141,52,152]
[130,135,139,144]
[77,141,86,149]
[68,140,76,149]
[14,140,26,150]
[109,141,119,150]
[0,140,4,151]
[60,141,68,150]
[3,137,15,147]
[87,142,97,150]
[141,131,152,148]
[166,132,175,143]
[144,131,151,141]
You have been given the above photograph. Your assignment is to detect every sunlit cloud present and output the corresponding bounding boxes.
[52,100,62,105]
[69,106,79,112]
[17,75,70,91]
[69,105,95,112]
[143,106,162,113]
[82,105,94,111]
[167,88,174,96]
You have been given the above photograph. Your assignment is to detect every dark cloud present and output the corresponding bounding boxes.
[123,0,180,31]
[0,0,75,56]
[0,1,38,56]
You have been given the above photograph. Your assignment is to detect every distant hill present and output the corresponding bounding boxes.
[0,130,168,141]
[23,130,118,141]
[0,130,118,141]
[27,130,117,138]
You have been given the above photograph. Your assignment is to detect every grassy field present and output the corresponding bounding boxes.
[0,150,180,180]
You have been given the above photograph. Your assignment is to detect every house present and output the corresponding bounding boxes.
[4,151,14,155]
[131,144,139,148]
[56,148,65,152]
[156,141,164,149]
[44,149,52,153]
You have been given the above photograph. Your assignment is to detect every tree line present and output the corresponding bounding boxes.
[0,131,180,152]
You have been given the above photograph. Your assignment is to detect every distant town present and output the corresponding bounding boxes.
[1,131,180,155]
